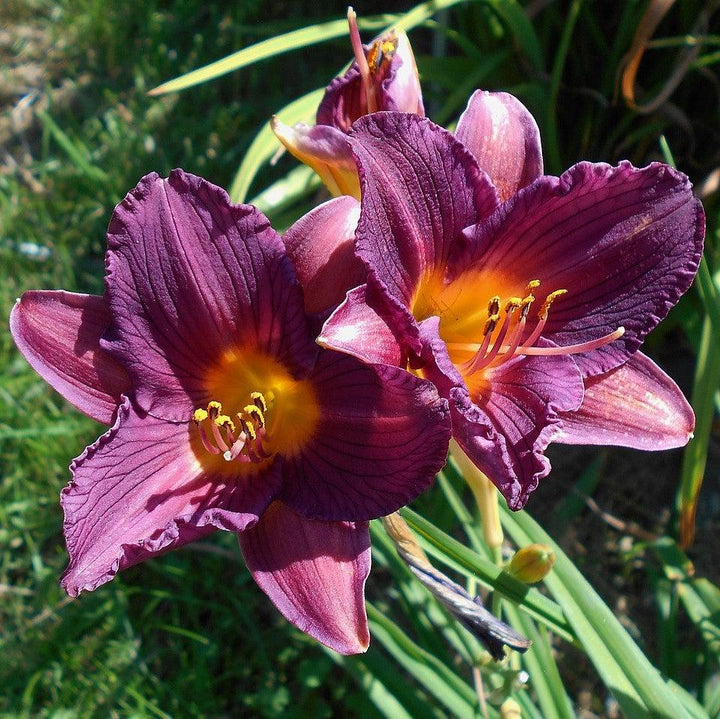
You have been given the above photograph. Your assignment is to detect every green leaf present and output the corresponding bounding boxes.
[228,88,324,204]
[323,651,420,719]
[502,605,575,719]
[651,538,720,655]
[367,603,486,718]
[400,507,574,642]
[36,110,110,184]
[501,507,695,719]
[148,16,391,96]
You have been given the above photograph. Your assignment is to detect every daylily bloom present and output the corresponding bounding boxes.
[10,170,452,653]
[272,8,423,198]
[319,105,704,509]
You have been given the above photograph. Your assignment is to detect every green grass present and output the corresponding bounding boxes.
[2,0,719,716]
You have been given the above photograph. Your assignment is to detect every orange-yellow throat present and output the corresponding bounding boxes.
[192,349,319,472]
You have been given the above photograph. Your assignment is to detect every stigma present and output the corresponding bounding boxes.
[448,280,625,376]
[193,392,272,463]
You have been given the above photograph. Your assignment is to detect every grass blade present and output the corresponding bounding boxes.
[148,16,389,96]
[367,602,484,718]
[501,506,694,719]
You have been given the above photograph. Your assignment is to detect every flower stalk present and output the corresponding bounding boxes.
[451,440,504,553]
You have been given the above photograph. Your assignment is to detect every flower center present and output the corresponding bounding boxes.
[192,349,319,469]
[411,270,624,380]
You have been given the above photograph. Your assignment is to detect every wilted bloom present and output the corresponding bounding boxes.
[10,170,451,654]
[272,7,423,198]
[320,102,704,509]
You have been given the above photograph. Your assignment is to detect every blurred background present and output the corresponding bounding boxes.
[1,1,718,716]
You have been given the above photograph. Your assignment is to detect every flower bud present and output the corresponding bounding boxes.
[500,698,522,719]
[506,543,555,584]
[317,9,424,132]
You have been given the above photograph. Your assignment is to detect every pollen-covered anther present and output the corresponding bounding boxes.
[367,35,397,72]
[251,391,267,413]
[483,313,500,336]
[193,392,272,463]
[243,404,265,429]
[453,278,625,375]
[538,289,567,318]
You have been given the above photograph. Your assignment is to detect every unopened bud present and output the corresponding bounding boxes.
[506,544,555,584]
[500,698,522,718]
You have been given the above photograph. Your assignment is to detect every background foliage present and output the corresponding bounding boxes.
[1,0,718,716]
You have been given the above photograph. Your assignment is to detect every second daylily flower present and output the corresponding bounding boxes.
[10,170,451,654]
[272,8,423,198]
[320,102,704,509]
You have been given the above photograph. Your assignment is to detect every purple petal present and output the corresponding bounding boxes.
[10,291,130,425]
[271,119,360,198]
[455,90,543,202]
[418,318,583,509]
[61,397,282,596]
[379,32,425,116]
[239,501,370,654]
[557,351,694,449]
[350,112,499,308]
[318,285,403,365]
[470,354,584,508]
[317,65,365,132]
[283,196,364,314]
[462,161,705,376]
[103,170,316,421]
[281,351,451,521]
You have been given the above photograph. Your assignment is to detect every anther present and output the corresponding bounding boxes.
[214,414,235,433]
[488,295,501,316]
[193,408,208,424]
[240,416,257,442]
[538,289,567,318]
[207,401,222,416]
[525,280,540,292]
[244,404,265,429]
[251,391,267,413]
[483,314,500,336]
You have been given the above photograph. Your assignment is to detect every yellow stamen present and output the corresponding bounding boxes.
[525,279,541,292]
[538,289,567,318]
[193,408,208,423]
[520,294,535,318]
[240,416,257,441]
[505,297,522,312]
[214,414,235,432]
[483,314,500,336]
[244,404,265,428]
[207,401,222,415]
[251,391,267,413]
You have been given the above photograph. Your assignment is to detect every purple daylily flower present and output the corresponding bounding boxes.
[10,170,452,654]
[272,8,423,199]
[319,104,704,509]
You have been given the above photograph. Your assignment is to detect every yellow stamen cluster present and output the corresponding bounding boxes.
[192,392,271,463]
